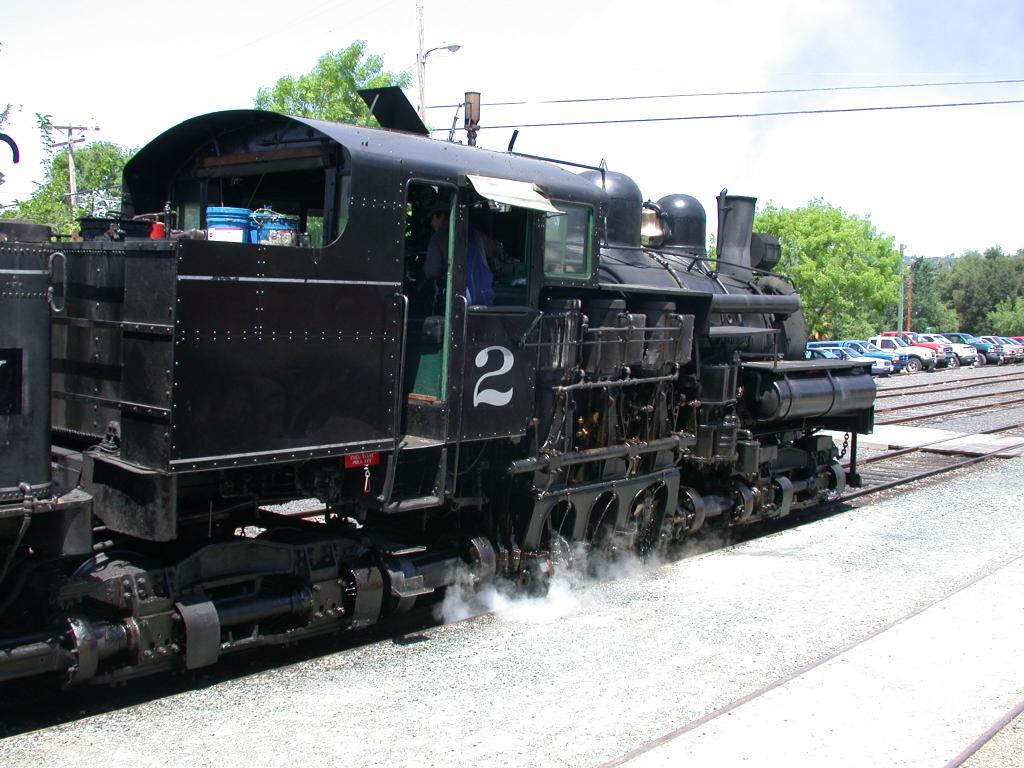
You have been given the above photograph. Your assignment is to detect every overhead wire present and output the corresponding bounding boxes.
[226,0,404,55]
[430,98,1024,132]
[427,77,1024,109]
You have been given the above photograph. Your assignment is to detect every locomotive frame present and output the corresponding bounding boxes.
[0,97,875,686]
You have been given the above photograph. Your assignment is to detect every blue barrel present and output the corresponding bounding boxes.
[251,208,299,247]
[206,206,251,243]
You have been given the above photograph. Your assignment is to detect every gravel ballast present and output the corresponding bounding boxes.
[3,458,1024,767]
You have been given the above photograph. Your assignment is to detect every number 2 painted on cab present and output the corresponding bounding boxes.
[472,346,514,407]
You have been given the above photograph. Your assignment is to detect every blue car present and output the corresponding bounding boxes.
[804,344,894,375]
[806,340,906,373]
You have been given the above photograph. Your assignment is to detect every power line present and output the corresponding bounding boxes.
[429,98,1024,132]
[427,77,1024,109]
[227,0,404,55]
[227,0,350,54]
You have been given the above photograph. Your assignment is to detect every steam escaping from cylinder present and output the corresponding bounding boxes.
[434,533,734,627]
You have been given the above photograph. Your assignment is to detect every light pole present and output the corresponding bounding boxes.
[416,0,460,124]
[417,44,461,123]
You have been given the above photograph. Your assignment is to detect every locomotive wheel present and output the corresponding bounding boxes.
[585,494,620,563]
[543,502,576,569]
[757,275,808,359]
[633,484,668,557]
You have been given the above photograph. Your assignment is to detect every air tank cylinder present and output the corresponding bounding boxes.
[751,373,876,422]
[0,243,53,504]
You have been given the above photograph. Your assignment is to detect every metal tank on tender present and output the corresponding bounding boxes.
[0,222,54,506]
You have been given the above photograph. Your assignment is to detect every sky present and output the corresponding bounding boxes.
[1,0,1022,258]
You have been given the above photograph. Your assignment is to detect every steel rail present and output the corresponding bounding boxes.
[874,384,1024,413]
[596,551,1024,768]
[837,436,1024,503]
[876,394,1024,425]
[942,696,1024,768]
[842,420,1024,468]
[875,370,1024,399]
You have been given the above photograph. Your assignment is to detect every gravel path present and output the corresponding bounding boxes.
[3,456,1024,767]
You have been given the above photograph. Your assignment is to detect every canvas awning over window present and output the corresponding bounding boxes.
[466,174,564,214]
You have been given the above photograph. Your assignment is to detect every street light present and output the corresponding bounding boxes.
[417,44,461,123]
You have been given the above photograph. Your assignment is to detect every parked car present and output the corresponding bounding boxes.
[807,340,904,373]
[830,346,893,375]
[915,333,977,367]
[869,335,936,373]
[977,336,1020,364]
[998,337,1024,362]
[804,347,841,360]
[940,332,1004,366]
[879,331,953,367]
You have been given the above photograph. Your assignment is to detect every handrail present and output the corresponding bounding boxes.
[379,293,409,505]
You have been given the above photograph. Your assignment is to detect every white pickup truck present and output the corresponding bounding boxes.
[868,335,936,373]
[915,333,978,367]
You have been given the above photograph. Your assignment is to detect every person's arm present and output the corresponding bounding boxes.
[424,230,446,279]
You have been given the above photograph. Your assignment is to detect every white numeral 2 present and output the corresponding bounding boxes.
[473,346,514,407]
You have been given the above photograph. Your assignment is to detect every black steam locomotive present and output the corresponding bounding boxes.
[0,91,874,685]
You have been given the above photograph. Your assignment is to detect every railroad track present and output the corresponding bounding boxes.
[872,371,1024,425]
[875,393,1024,425]
[596,548,1024,768]
[876,368,1024,399]
[5,373,1023,744]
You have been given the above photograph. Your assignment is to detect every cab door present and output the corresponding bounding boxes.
[401,182,456,440]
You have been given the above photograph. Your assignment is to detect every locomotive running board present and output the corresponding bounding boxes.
[384,495,443,513]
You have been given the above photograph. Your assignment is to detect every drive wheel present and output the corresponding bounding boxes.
[905,356,923,374]
[948,355,960,368]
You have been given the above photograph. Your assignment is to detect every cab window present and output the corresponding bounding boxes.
[544,203,592,278]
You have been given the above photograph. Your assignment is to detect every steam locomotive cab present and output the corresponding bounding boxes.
[0,107,875,686]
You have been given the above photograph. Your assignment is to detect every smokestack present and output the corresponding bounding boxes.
[715,190,756,283]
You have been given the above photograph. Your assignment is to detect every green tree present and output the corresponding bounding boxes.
[895,257,958,332]
[2,115,134,233]
[986,296,1024,336]
[254,41,411,124]
[941,246,1024,331]
[754,200,902,339]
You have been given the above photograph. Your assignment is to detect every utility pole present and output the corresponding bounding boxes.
[905,273,914,332]
[415,1,460,125]
[50,123,95,213]
[897,244,905,333]
[416,0,426,123]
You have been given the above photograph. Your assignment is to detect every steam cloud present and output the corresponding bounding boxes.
[434,531,737,626]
